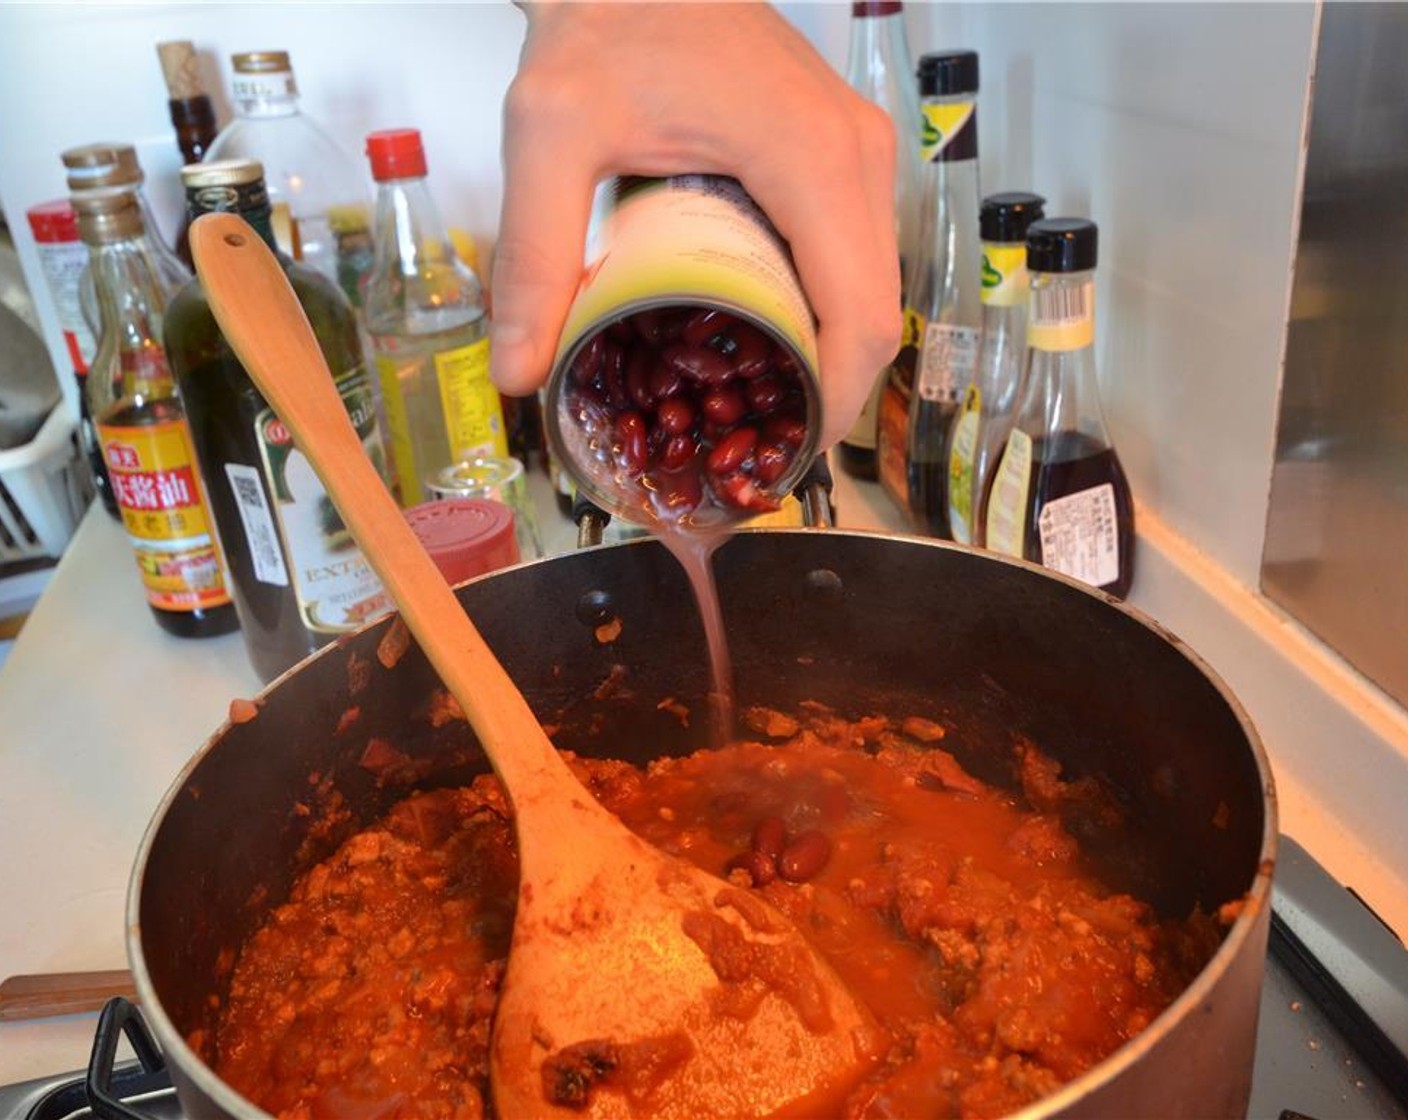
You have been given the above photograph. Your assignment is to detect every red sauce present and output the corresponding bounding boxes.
[208,706,1218,1119]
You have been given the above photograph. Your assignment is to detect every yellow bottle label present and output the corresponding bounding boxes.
[1028,280,1095,352]
[985,428,1033,558]
[920,101,976,163]
[902,306,925,351]
[435,337,507,462]
[97,417,231,612]
[980,244,1028,308]
[947,384,982,545]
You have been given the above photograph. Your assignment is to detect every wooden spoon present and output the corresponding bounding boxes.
[190,213,878,1118]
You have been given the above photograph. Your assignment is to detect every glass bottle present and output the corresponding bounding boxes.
[204,51,372,299]
[156,40,221,267]
[984,218,1136,598]
[836,1,922,481]
[164,159,393,681]
[62,142,192,333]
[75,191,237,638]
[363,128,506,508]
[946,191,1044,545]
[904,50,982,538]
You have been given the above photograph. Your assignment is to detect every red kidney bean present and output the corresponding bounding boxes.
[647,361,684,401]
[713,471,777,512]
[706,426,758,475]
[753,440,794,486]
[626,348,654,410]
[744,373,785,414]
[633,307,682,344]
[660,432,698,471]
[614,411,648,473]
[664,343,733,386]
[603,341,629,408]
[681,307,734,348]
[728,323,774,379]
[763,414,806,449]
[653,464,703,512]
[570,334,605,386]
[606,318,634,343]
[752,816,787,860]
[701,386,747,426]
[777,830,832,883]
[726,848,777,888]
[772,345,801,377]
[656,397,695,436]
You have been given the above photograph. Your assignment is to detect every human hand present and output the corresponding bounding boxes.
[490,1,901,448]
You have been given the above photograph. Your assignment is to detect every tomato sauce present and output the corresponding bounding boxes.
[207,705,1219,1119]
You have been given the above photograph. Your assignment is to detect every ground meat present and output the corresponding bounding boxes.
[208,708,1218,1119]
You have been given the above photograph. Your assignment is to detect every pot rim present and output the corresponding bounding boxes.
[124,530,1279,1119]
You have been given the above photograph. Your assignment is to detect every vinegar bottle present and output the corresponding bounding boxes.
[835,1,923,481]
[363,128,506,507]
[983,218,1136,598]
[904,50,982,538]
[76,191,237,638]
[946,191,1044,545]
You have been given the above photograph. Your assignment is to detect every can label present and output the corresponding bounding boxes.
[553,176,819,378]
[96,418,231,612]
[252,365,391,632]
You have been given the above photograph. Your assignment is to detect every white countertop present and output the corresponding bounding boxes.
[3,463,1405,1088]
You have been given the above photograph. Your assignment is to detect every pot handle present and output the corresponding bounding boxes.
[570,453,836,548]
[85,997,169,1120]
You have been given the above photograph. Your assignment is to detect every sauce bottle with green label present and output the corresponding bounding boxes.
[983,218,1136,598]
[363,129,506,507]
[947,191,1044,545]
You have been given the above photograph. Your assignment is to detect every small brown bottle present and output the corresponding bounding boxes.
[156,40,220,267]
[983,218,1135,599]
[76,191,237,638]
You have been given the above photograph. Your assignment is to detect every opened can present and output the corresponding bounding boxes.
[544,176,822,532]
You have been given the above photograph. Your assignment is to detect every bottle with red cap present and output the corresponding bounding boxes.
[363,128,507,507]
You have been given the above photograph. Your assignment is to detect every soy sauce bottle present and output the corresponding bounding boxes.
[983,218,1135,598]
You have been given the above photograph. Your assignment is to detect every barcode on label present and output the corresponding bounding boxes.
[226,462,289,587]
[1032,281,1093,328]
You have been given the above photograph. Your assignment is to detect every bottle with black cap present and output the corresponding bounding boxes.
[983,218,1136,598]
[835,1,922,481]
[947,191,1044,545]
[897,49,981,538]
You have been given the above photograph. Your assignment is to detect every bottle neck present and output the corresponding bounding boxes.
[169,95,219,164]
[373,176,454,272]
[88,237,173,397]
[186,181,282,256]
[845,10,915,101]
[231,69,300,119]
[1019,269,1111,447]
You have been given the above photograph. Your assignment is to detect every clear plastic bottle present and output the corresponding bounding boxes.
[204,51,371,297]
[363,128,506,508]
[75,191,237,638]
[983,218,1136,598]
[836,1,923,481]
[946,191,1044,545]
[904,50,982,539]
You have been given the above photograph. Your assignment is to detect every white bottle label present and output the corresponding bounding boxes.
[225,462,289,587]
[916,323,978,404]
[985,428,1032,558]
[1037,483,1120,589]
[947,384,982,544]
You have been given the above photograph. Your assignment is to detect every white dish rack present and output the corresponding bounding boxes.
[0,403,90,566]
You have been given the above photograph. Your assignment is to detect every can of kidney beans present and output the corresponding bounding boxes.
[543,175,822,532]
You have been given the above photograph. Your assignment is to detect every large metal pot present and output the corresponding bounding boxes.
[126,531,1277,1118]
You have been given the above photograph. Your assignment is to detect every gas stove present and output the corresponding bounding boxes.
[1,837,1403,1120]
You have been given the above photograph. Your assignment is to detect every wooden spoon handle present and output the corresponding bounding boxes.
[188,214,577,803]
[0,970,137,1022]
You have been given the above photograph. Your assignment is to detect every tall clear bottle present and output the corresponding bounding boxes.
[363,128,506,507]
[204,51,372,302]
[983,218,1136,598]
[836,1,923,481]
[904,50,982,538]
[164,159,393,681]
[946,191,1044,545]
[76,191,237,638]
